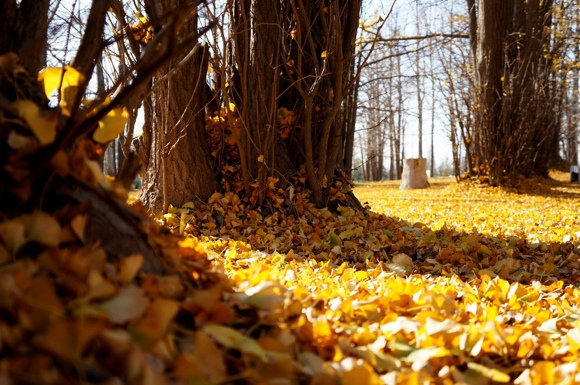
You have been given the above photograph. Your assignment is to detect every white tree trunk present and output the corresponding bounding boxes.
[400,158,430,189]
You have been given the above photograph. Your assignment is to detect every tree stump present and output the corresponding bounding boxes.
[400,158,430,189]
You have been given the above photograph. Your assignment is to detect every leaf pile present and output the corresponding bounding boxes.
[159,175,580,384]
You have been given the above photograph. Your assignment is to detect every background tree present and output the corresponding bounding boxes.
[468,0,566,184]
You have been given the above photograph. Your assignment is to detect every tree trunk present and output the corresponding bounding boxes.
[339,52,362,176]
[225,0,362,207]
[470,0,562,184]
[475,0,513,184]
[566,37,579,165]
[135,0,363,212]
[0,0,49,74]
[400,158,430,189]
[103,139,126,177]
[228,0,284,203]
[139,4,217,212]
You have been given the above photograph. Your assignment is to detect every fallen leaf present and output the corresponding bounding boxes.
[203,323,266,361]
[100,285,149,324]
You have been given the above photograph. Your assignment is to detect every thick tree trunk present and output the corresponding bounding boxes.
[400,158,430,189]
[229,0,284,202]
[0,0,49,74]
[139,5,217,212]
[470,0,562,184]
[226,0,362,207]
[475,0,513,184]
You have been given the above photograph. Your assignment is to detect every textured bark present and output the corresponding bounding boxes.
[227,0,363,206]
[103,139,125,176]
[229,0,283,201]
[42,176,163,275]
[470,0,561,184]
[566,41,579,164]
[0,0,49,74]
[339,53,360,176]
[139,3,217,212]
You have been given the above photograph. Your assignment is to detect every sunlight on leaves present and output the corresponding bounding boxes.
[93,107,129,143]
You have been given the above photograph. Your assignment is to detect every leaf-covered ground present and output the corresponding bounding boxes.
[165,172,580,384]
[3,173,580,384]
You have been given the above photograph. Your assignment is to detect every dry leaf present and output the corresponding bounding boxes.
[100,285,149,324]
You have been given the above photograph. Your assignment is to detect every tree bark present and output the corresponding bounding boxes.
[565,24,579,165]
[0,0,49,74]
[475,0,513,184]
[400,158,430,189]
[103,139,126,177]
[469,0,562,183]
[225,0,362,207]
[139,4,217,212]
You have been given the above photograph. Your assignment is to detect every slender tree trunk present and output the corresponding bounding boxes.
[430,53,435,177]
[340,52,362,176]
[396,52,405,179]
[415,0,423,159]
[567,38,579,165]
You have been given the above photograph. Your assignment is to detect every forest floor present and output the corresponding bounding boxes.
[5,171,580,384]
[156,170,580,384]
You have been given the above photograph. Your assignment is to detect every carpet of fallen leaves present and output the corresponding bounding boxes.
[154,172,580,385]
[3,172,580,384]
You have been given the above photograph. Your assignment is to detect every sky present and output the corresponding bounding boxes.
[357,0,456,169]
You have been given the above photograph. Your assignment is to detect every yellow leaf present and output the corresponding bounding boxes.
[239,281,285,310]
[479,244,492,256]
[340,358,378,385]
[425,317,462,335]
[466,362,511,382]
[257,154,265,163]
[9,100,57,145]
[70,214,87,242]
[529,361,555,385]
[157,275,185,299]
[321,50,327,58]
[93,107,129,143]
[329,231,342,246]
[118,254,144,283]
[38,66,85,115]
[0,218,26,253]
[22,210,61,247]
[339,229,356,239]
[86,270,117,301]
[33,318,105,361]
[38,66,85,98]
[131,298,180,347]
[203,323,266,361]
[193,331,227,383]
[100,285,149,324]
